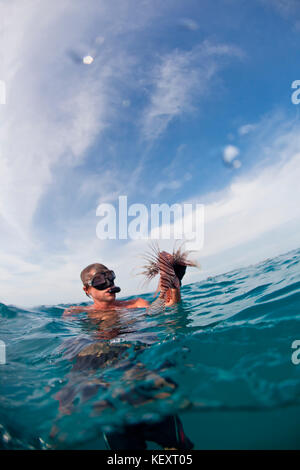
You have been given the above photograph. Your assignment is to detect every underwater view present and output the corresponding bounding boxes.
[1,247,300,450]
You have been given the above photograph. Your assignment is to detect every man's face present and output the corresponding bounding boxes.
[87,284,116,302]
[83,269,116,302]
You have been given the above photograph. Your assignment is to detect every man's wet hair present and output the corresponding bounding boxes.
[80,263,109,285]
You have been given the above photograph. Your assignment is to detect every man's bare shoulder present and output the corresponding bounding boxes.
[115,298,150,309]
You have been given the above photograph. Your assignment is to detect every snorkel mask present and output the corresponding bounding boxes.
[86,270,121,293]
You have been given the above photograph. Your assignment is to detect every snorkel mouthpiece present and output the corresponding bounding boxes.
[108,286,121,294]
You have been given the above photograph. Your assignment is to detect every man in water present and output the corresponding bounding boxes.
[60,247,195,450]
[63,249,186,316]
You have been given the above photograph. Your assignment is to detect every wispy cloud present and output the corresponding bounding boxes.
[1,1,299,307]
[0,0,170,304]
[68,115,300,302]
[188,113,300,272]
[141,41,243,142]
[178,18,199,31]
[0,0,170,237]
[133,113,300,289]
[238,123,257,136]
[152,173,192,196]
[2,108,300,306]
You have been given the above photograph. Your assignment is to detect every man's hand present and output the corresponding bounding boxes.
[173,263,186,284]
[158,251,183,306]
[141,244,197,310]
[165,288,181,306]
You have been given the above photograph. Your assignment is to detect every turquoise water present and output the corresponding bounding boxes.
[1,248,300,449]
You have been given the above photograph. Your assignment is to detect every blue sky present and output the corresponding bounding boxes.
[1,0,300,306]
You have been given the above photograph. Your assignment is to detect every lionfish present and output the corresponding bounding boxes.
[140,242,199,313]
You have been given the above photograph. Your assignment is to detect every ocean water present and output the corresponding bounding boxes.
[1,248,300,450]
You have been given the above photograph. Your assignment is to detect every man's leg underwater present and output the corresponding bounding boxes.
[142,414,194,450]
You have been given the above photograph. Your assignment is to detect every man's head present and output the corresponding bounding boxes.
[80,263,119,302]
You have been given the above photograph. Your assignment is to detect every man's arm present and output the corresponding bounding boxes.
[132,298,150,308]
[63,306,87,317]
[116,298,150,309]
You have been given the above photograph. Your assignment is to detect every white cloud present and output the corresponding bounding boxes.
[72,117,300,304]
[203,152,300,257]
[130,114,300,293]
[152,173,191,196]
[0,2,113,238]
[183,114,300,277]
[238,123,257,135]
[0,0,170,231]
[82,55,94,65]
[3,122,300,307]
[3,107,300,307]
[0,0,173,305]
[1,2,300,308]
[223,145,240,163]
[142,41,243,141]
